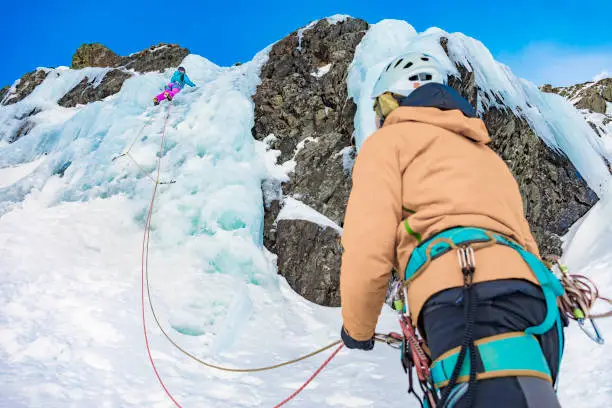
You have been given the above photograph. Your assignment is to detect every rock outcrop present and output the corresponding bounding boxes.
[119,43,190,73]
[71,42,189,73]
[71,43,122,69]
[541,79,612,168]
[252,17,367,306]
[541,78,612,114]
[58,69,131,108]
[0,86,9,101]
[61,43,190,108]
[1,69,49,105]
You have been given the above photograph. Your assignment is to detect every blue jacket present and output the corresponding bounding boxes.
[170,70,196,88]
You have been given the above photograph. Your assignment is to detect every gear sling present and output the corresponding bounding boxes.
[402,227,565,407]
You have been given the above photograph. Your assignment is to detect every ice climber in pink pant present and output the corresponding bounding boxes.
[153,66,196,105]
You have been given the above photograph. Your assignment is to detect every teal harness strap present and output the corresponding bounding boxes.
[430,332,553,389]
[479,232,566,373]
[488,233,565,335]
[405,227,565,336]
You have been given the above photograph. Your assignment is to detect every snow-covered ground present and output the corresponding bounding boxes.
[1,18,611,408]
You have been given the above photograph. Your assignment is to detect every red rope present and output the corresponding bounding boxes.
[273,344,344,408]
[141,103,183,408]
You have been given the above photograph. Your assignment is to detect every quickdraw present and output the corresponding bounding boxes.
[384,280,439,408]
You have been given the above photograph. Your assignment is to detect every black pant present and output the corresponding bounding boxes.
[419,279,565,408]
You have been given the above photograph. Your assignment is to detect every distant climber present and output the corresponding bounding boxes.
[339,52,565,408]
[153,66,195,105]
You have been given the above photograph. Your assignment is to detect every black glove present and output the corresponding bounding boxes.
[341,326,375,350]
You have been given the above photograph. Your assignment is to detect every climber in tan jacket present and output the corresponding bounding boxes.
[339,53,563,408]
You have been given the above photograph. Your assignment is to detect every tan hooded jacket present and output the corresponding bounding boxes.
[340,106,541,341]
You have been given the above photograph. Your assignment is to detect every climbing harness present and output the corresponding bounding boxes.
[405,227,565,353]
[382,226,612,408]
[389,227,561,407]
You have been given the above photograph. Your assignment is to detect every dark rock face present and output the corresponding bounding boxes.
[10,121,36,143]
[0,86,8,102]
[575,93,607,114]
[252,18,367,305]
[275,220,343,306]
[442,37,597,256]
[1,69,49,105]
[58,69,131,108]
[541,78,612,114]
[119,43,190,73]
[72,43,122,69]
[71,42,189,73]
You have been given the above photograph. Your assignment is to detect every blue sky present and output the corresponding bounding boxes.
[1,0,611,87]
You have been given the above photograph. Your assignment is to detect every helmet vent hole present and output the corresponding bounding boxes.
[421,57,429,61]
[385,63,392,72]
[403,62,413,69]
[424,74,432,80]
[409,75,418,81]
[394,59,404,68]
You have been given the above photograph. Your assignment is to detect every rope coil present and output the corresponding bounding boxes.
[555,265,612,320]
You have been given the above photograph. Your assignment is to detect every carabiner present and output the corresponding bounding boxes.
[578,318,605,345]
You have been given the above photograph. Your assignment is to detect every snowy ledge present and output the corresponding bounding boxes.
[277,197,343,234]
[311,64,332,78]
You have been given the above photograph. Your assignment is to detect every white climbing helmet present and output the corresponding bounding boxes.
[372,52,446,98]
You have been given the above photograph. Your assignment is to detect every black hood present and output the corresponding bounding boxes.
[399,83,477,118]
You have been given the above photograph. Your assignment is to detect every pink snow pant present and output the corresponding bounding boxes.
[155,83,181,101]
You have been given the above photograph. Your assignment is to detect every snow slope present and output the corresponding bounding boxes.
[1,18,611,408]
